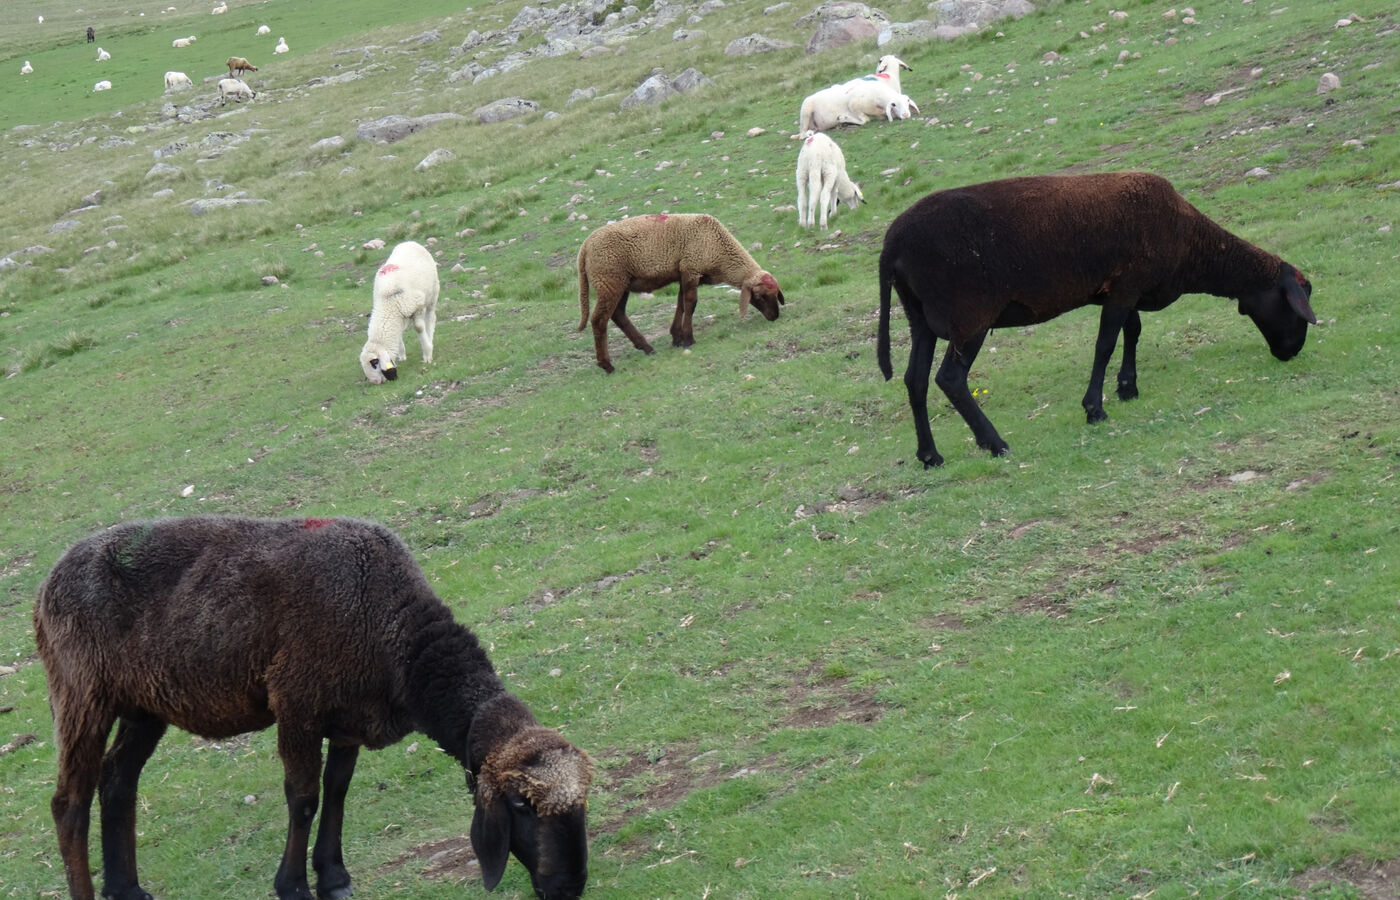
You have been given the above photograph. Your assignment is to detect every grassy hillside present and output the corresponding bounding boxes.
[2,0,1398,897]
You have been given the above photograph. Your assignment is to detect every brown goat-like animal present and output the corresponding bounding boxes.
[35,516,593,900]
[877,171,1317,467]
[226,55,258,77]
[576,213,785,372]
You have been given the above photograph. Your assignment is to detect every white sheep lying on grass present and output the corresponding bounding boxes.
[95,47,111,61]
[21,60,33,75]
[164,71,193,91]
[274,36,289,53]
[217,77,255,104]
[93,80,112,91]
[257,24,271,35]
[798,78,917,133]
[796,131,863,230]
[172,35,197,47]
[360,241,439,383]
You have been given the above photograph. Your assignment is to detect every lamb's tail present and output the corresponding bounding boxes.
[576,246,590,331]
[877,260,894,382]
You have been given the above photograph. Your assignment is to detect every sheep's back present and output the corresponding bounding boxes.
[883,172,1196,339]
[36,516,433,742]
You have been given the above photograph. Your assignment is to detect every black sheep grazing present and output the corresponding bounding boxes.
[877,171,1317,467]
[34,516,593,900]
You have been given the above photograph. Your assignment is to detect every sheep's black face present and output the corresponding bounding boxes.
[514,801,589,900]
[1241,263,1315,361]
[748,272,786,322]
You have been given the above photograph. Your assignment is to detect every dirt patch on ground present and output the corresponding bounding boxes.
[1292,856,1400,898]
[382,836,478,885]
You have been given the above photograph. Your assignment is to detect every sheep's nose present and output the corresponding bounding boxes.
[382,366,398,381]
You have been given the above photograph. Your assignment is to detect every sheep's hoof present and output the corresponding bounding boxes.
[917,450,945,469]
[317,885,353,900]
[598,362,615,374]
[1117,384,1139,401]
[1085,408,1108,424]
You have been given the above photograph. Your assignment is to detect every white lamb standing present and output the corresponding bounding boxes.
[95,47,111,61]
[217,77,255,104]
[164,71,193,91]
[274,36,289,54]
[360,241,439,384]
[795,131,863,230]
[21,60,34,75]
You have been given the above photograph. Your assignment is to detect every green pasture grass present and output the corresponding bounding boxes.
[1,0,1398,897]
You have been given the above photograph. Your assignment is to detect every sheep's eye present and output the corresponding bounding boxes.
[370,358,380,369]
[509,796,530,811]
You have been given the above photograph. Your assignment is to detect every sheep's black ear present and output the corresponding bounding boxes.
[1282,265,1317,324]
[470,791,512,891]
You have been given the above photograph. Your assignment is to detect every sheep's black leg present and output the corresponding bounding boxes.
[51,711,116,900]
[274,729,323,900]
[935,330,1010,457]
[98,713,167,900]
[609,293,655,357]
[900,312,943,468]
[1116,309,1141,401]
[311,744,358,900]
[1084,305,1132,422]
[670,281,698,347]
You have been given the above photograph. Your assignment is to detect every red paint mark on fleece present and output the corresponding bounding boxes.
[759,273,779,291]
[378,263,400,276]
[302,518,335,530]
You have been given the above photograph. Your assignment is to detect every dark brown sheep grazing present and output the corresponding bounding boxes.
[226,56,258,77]
[877,171,1317,467]
[576,213,785,372]
[86,26,95,43]
[35,516,593,900]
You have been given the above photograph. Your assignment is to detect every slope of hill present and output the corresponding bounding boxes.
[2,0,1398,896]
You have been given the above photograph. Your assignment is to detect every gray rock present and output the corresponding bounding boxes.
[473,97,540,123]
[188,198,270,215]
[672,67,714,93]
[567,87,598,104]
[621,74,677,108]
[402,29,441,45]
[415,147,455,170]
[154,139,188,159]
[310,135,345,152]
[355,113,463,143]
[799,1,891,54]
[145,162,183,180]
[928,0,1033,28]
[725,33,796,55]
[49,219,83,234]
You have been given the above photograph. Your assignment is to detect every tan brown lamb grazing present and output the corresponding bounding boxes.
[35,516,594,900]
[576,213,785,372]
[226,55,258,77]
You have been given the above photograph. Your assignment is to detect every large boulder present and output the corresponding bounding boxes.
[355,113,463,144]
[620,74,676,108]
[724,33,797,55]
[928,0,1034,29]
[473,97,540,123]
[798,1,890,54]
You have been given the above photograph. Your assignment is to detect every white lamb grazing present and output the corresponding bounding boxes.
[164,71,193,91]
[360,241,439,384]
[217,77,255,104]
[95,47,111,61]
[796,131,863,230]
[257,24,271,35]
[21,60,33,75]
[274,36,289,54]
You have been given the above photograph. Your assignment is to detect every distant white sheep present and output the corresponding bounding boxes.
[212,2,228,13]
[360,241,439,383]
[257,24,270,35]
[164,71,193,91]
[798,78,917,133]
[172,35,197,48]
[93,80,112,92]
[21,60,33,75]
[217,77,255,104]
[274,36,289,54]
[796,131,863,230]
[95,47,111,61]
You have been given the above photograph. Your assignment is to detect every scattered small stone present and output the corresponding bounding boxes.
[1317,72,1341,94]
